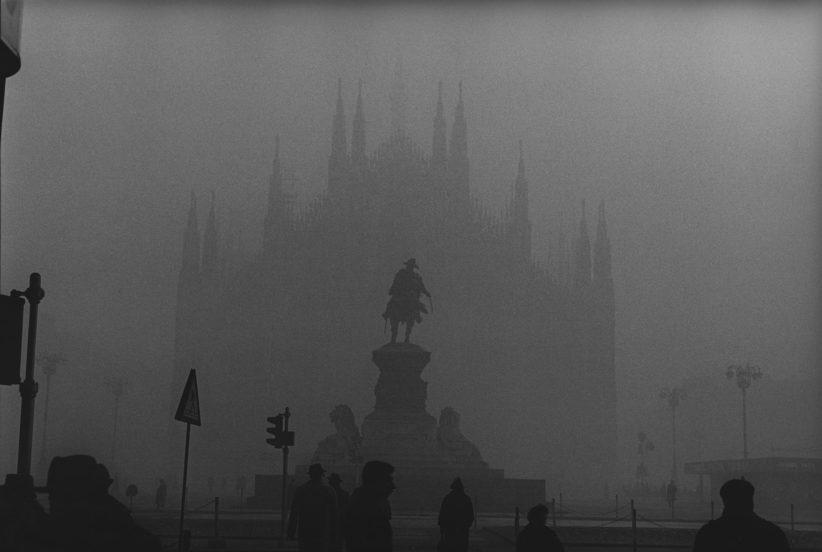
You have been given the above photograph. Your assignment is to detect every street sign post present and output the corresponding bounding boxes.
[174,369,200,552]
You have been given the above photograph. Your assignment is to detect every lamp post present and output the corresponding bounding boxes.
[37,353,67,475]
[103,377,126,477]
[659,387,686,482]
[726,364,762,459]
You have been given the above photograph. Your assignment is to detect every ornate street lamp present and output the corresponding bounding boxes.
[726,364,762,459]
[659,387,686,482]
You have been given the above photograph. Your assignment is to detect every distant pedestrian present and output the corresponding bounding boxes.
[287,463,337,552]
[693,478,789,552]
[154,479,166,511]
[346,460,395,552]
[329,473,350,552]
[516,504,564,552]
[666,479,678,518]
[437,477,474,552]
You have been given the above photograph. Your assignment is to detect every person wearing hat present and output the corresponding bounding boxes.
[328,473,349,552]
[437,477,474,552]
[382,258,432,344]
[346,460,396,552]
[516,504,564,552]
[692,478,789,552]
[45,454,161,551]
[287,463,337,552]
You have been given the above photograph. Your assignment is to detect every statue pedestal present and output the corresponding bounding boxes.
[360,343,439,463]
[272,341,546,513]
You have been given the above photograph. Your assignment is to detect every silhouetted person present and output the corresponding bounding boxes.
[287,464,337,552]
[693,478,789,552]
[154,479,166,511]
[45,454,161,551]
[516,504,564,552]
[0,473,51,551]
[437,477,474,552]
[382,258,431,343]
[346,460,395,552]
[666,479,677,506]
[329,473,350,552]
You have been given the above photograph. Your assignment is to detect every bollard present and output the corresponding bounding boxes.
[631,507,637,552]
[791,503,795,534]
[182,529,192,552]
[208,497,225,549]
[551,498,556,527]
[214,497,220,537]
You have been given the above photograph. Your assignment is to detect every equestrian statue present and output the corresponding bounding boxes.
[382,258,432,344]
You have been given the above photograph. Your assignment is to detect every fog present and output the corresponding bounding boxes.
[1,1,820,501]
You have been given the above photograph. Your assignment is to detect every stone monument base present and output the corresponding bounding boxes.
[249,342,545,512]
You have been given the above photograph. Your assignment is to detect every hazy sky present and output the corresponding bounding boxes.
[1,1,819,483]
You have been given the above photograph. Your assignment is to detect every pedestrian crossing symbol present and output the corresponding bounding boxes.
[174,369,201,426]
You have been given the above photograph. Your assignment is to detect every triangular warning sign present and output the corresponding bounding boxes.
[175,369,201,426]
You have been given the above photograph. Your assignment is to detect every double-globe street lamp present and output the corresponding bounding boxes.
[659,387,686,482]
[726,364,762,460]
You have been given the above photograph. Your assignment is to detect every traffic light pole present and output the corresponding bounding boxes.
[280,407,290,547]
[12,273,44,476]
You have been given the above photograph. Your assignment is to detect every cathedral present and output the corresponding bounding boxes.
[171,75,617,498]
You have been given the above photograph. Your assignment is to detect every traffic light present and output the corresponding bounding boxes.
[266,414,294,448]
[0,294,25,385]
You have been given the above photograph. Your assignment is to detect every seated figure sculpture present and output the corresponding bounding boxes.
[312,405,362,466]
[436,407,487,468]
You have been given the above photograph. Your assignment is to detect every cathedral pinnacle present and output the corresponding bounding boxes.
[352,79,366,167]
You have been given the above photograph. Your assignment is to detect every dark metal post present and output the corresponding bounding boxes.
[178,422,192,552]
[280,407,291,547]
[741,386,748,459]
[214,496,220,538]
[631,506,637,552]
[514,506,520,541]
[551,498,556,527]
[790,503,794,534]
[13,273,44,476]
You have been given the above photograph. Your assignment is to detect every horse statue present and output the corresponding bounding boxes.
[381,258,431,344]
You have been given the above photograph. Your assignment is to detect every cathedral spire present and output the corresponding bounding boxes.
[264,135,288,255]
[201,190,219,277]
[431,80,447,171]
[328,78,349,198]
[449,81,467,161]
[509,140,531,262]
[574,199,592,290]
[448,80,469,209]
[389,46,408,134]
[180,191,200,279]
[351,79,366,168]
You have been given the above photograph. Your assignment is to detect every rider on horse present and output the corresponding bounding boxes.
[382,258,431,344]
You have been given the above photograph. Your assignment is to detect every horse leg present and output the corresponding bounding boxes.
[404,319,414,343]
[390,319,399,344]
